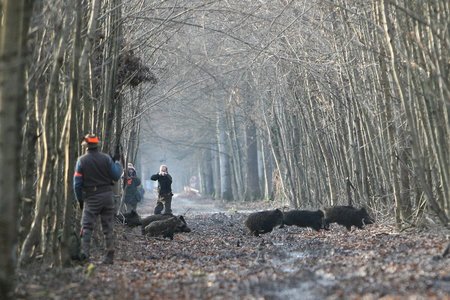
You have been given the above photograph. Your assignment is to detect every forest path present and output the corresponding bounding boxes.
[137,193,231,216]
[137,192,267,217]
[14,197,450,300]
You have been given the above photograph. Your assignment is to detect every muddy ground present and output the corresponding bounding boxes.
[14,194,450,299]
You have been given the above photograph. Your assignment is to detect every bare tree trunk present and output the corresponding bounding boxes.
[305,77,337,205]
[259,135,272,200]
[270,101,297,207]
[227,107,244,199]
[80,0,101,134]
[19,13,68,266]
[19,81,38,245]
[212,142,221,199]
[376,21,403,227]
[0,0,34,297]
[60,0,83,267]
[216,100,232,200]
[102,0,121,150]
[244,119,261,200]
[380,0,448,226]
[262,95,289,205]
[200,148,214,196]
[399,141,413,224]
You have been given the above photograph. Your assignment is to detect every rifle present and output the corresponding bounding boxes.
[112,138,127,214]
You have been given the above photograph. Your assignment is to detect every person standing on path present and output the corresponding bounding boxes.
[73,134,123,264]
[151,164,173,215]
[123,165,142,213]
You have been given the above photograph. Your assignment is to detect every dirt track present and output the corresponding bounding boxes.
[14,196,450,300]
[139,193,229,215]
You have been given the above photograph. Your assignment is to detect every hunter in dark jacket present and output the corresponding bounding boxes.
[73,134,122,264]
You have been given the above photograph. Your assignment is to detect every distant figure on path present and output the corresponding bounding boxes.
[151,164,173,215]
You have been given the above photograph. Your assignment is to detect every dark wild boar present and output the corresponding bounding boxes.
[141,214,191,235]
[141,214,173,228]
[245,209,284,237]
[324,206,374,231]
[143,216,188,240]
[283,209,324,231]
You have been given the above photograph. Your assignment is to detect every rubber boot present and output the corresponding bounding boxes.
[163,198,172,215]
[102,233,114,265]
[154,201,164,214]
[80,229,92,263]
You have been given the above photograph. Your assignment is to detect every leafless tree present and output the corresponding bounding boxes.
[0,0,35,297]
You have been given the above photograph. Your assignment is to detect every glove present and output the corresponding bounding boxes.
[78,200,84,210]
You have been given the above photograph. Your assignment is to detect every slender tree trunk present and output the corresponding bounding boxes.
[373,2,402,227]
[244,119,261,200]
[227,108,244,199]
[80,0,101,134]
[216,101,232,200]
[19,89,38,245]
[259,136,272,200]
[399,141,413,223]
[102,0,121,150]
[262,95,289,204]
[0,0,34,297]
[305,77,337,205]
[200,148,214,196]
[19,14,68,266]
[380,0,448,226]
[60,0,83,267]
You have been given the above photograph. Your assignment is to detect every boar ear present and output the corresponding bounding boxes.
[178,215,186,223]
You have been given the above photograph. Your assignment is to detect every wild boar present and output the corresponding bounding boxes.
[283,209,324,231]
[324,206,374,231]
[245,209,284,237]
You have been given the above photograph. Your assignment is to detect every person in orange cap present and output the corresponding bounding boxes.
[73,133,123,264]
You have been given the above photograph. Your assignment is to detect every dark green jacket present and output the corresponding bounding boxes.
[124,177,142,205]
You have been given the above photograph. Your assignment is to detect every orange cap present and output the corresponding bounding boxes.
[85,136,99,143]
[83,134,99,144]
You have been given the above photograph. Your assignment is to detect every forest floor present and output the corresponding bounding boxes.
[14,193,450,300]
